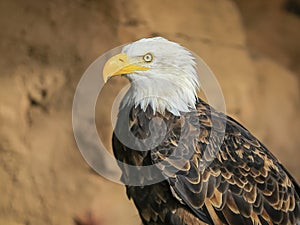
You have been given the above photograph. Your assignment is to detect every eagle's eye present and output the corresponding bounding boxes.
[143,53,153,63]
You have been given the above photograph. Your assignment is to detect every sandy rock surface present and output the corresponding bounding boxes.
[0,0,299,225]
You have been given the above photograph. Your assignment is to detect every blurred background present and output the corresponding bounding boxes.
[0,0,299,224]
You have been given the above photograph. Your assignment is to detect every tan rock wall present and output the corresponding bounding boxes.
[0,0,299,225]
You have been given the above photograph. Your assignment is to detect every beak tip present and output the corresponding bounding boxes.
[103,75,111,83]
[102,53,127,83]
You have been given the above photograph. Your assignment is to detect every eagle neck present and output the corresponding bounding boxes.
[121,81,197,117]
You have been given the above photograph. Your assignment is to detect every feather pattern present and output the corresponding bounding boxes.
[112,98,300,225]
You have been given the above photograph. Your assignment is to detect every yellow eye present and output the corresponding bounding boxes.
[143,53,153,63]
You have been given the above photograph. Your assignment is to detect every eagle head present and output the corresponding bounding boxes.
[103,37,200,116]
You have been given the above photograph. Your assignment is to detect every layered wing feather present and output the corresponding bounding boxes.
[113,98,300,225]
[151,98,300,225]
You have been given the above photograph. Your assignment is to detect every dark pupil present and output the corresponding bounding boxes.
[145,54,151,61]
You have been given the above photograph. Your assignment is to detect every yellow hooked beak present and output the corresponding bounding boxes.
[103,53,150,82]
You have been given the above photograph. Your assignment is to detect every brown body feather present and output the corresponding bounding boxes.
[112,98,300,225]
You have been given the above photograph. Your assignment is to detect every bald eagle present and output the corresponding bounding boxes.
[103,37,300,225]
